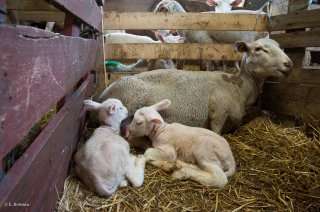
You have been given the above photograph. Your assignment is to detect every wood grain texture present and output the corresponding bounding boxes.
[0,25,98,160]
[271,30,320,48]
[263,82,320,104]
[14,10,65,22]
[104,12,268,31]
[269,8,320,31]
[105,43,243,60]
[0,76,93,212]
[7,0,59,11]
[267,68,320,86]
[47,0,102,32]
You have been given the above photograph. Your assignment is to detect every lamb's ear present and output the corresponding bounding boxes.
[206,0,216,6]
[151,99,171,111]
[149,118,162,125]
[107,104,117,115]
[83,100,101,111]
[235,41,249,53]
[232,0,242,7]
[155,32,164,42]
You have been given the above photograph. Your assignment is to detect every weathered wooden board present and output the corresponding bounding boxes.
[271,30,320,48]
[0,76,93,212]
[0,25,98,160]
[262,98,320,119]
[268,68,320,86]
[269,8,320,31]
[7,0,59,11]
[105,43,243,60]
[104,12,268,31]
[47,0,102,32]
[263,82,320,104]
[14,10,65,23]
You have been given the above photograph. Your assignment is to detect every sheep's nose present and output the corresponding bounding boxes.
[284,60,293,68]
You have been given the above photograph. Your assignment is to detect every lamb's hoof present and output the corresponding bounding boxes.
[172,168,187,180]
[175,160,189,169]
[119,180,128,188]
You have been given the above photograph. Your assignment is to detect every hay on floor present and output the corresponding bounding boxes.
[57,115,320,211]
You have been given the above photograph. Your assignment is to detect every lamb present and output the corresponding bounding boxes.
[154,0,267,70]
[99,38,293,136]
[74,99,146,197]
[105,32,185,72]
[128,99,235,187]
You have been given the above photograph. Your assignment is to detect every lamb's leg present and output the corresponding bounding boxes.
[126,154,146,187]
[119,180,128,188]
[144,147,177,172]
[172,161,228,188]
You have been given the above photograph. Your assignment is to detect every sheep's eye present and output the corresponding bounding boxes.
[136,122,143,125]
[120,107,123,110]
[255,47,263,52]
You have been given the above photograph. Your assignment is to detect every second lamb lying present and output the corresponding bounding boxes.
[128,99,235,188]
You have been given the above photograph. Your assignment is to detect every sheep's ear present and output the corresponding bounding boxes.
[150,118,162,125]
[83,100,101,111]
[155,32,164,42]
[232,0,242,7]
[235,41,249,52]
[107,104,117,115]
[206,0,216,6]
[151,99,171,111]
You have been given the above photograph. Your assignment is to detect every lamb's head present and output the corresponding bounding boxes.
[235,38,293,79]
[206,0,242,13]
[155,31,186,43]
[128,100,171,137]
[154,0,186,13]
[84,98,128,126]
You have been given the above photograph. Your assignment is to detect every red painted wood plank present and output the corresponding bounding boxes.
[0,25,98,160]
[0,76,93,212]
[47,0,102,32]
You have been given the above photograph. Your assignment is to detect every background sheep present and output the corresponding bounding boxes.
[74,99,146,197]
[105,32,185,72]
[128,99,235,188]
[154,0,267,70]
[99,38,293,136]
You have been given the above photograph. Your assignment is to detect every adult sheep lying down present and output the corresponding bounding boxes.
[99,38,293,135]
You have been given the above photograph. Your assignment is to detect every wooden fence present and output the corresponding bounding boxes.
[0,0,105,211]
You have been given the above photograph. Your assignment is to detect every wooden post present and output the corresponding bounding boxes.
[285,0,309,68]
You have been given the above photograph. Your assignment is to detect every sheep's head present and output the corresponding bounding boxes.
[235,38,293,79]
[206,0,242,13]
[154,0,176,12]
[155,31,186,43]
[84,98,128,126]
[129,100,171,137]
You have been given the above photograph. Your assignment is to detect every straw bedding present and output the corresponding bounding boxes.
[57,114,320,211]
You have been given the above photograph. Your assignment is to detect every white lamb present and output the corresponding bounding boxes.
[74,99,146,197]
[128,99,236,188]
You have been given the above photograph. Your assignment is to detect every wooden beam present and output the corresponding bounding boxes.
[0,25,98,160]
[7,0,58,11]
[268,68,320,86]
[271,30,320,48]
[269,9,320,31]
[0,76,93,212]
[15,10,65,23]
[263,82,320,104]
[47,0,102,32]
[105,43,243,60]
[104,12,268,31]
[262,98,320,119]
